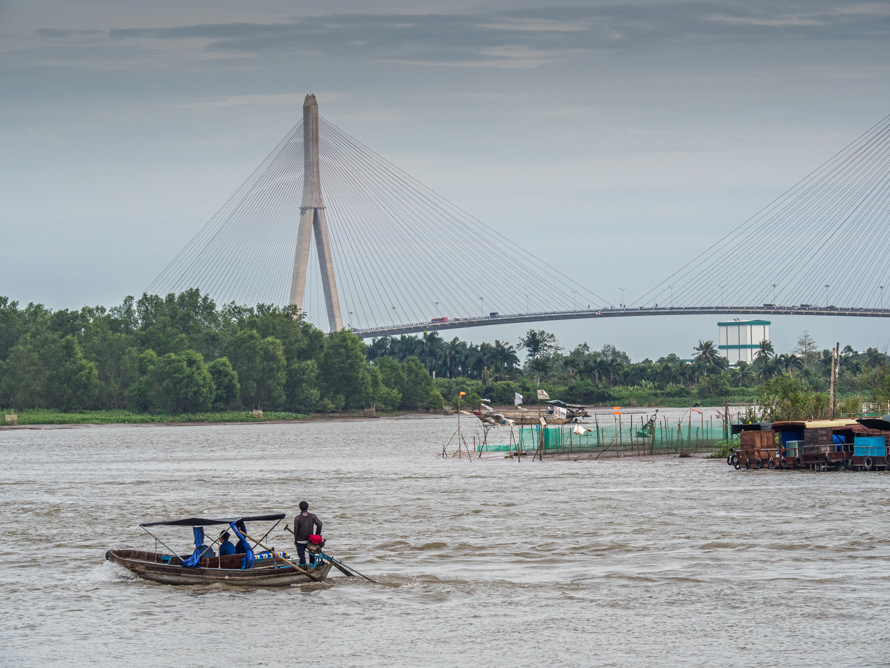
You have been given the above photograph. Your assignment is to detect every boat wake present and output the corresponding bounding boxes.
[82,561,139,584]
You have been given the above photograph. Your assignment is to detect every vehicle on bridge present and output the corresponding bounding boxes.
[431,317,449,323]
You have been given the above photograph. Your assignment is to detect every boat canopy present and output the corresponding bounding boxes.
[141,513,286,528]
[856,417,890,431]
[768,419,858,430]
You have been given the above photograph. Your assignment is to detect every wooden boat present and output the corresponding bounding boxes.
[106,512,332,586]
[106,549,332,586]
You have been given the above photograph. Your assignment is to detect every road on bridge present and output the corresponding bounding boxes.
[351,306,890,339]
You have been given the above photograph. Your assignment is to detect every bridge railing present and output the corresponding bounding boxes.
[351,305,890,338]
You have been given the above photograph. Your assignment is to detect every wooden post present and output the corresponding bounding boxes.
[457,393,461,456]
[724,400,729,442]
[829,342,839,420]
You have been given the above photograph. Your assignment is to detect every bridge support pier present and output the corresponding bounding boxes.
[288,94,343,331]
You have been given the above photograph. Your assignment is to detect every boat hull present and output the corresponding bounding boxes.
[106,549,332,586]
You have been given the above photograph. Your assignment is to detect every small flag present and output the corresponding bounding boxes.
[613,406,622,415]
[537,389,550,400]
[690,408,702,415]
[459,391,466,397]
[514,392,523,406]
[554,406,567,419]
[573,424,586,435]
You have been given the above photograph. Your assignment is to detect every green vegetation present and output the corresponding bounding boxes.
[2,290,885,427]
[707,438,739,459]
[370,328,889,415]
[0,291,445,424]
[6,410,309,425]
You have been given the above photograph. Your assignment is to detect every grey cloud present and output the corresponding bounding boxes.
[27,2,890,69]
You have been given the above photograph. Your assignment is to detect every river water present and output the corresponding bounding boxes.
[2,415,889,667]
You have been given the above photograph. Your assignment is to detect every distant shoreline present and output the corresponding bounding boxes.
[0,410,448,430]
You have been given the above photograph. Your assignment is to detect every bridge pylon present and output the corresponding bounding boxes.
[288,94,343,331]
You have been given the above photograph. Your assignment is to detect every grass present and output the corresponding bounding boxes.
[2,409,309,426]
[706,438,740,459]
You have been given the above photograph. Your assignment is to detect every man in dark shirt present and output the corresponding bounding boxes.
[233,520,249,554]
[293,501,323,566]
[218,531,236,556]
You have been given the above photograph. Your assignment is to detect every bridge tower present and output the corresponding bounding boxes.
[288,94,343,331]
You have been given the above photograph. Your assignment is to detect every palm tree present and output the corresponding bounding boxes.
[463,345,485,380]
[693,340,719,365]
[418,331,443,373]
[755,340,775,364]
[601,357,623,388]
[440,338,465,378]
[492,340,519,379]
[776,354,804,378]
[658,362,679,388]
[733,361,754,387]
[756,357,775,382]
[563,348,586,382]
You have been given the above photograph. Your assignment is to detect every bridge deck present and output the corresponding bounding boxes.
[351,306,890,339]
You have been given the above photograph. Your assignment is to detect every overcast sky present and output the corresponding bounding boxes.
[2,1,889,358]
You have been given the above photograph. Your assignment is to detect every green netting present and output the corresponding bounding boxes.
[477,419,728,455]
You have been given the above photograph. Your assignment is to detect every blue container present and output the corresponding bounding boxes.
[854,436,886,457]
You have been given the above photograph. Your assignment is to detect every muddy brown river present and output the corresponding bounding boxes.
[2,415,888,666]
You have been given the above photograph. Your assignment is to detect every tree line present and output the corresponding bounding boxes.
[0,291,444,414]
[2,290,887,415]
[370,329,890,410]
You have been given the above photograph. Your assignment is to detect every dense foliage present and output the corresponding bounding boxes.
[0,291,442,414]
[2,290,886,420]
[370,329,890,413]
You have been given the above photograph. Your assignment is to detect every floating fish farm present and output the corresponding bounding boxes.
[728,417,890,471]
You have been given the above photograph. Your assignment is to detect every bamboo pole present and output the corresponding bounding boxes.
[244,532,321,582]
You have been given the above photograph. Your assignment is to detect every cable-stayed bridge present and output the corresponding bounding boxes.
[149,97,890,338]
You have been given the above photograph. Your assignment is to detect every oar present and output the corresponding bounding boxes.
[285,526,377,583]
[284,525,352,578]
[321,554,378,584]
[242,532,321,583]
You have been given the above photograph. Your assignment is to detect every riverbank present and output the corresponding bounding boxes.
[0,408,452,428]
[0,409,310,427]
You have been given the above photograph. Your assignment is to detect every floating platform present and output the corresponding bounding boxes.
[728,417,890,471]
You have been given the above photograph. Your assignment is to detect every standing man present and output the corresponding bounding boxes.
[293,501,323,566]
